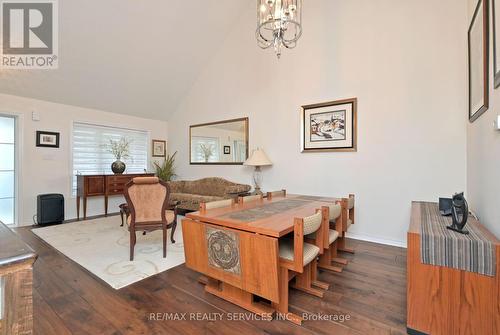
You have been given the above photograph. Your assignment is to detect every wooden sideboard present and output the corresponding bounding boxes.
[76,173,154,220]
[407,202,500,335]
[0,221,37,335]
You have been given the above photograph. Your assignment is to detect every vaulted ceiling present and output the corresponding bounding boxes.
[0,0,251,120]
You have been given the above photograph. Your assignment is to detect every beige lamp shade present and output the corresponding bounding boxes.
[244,148,272,167]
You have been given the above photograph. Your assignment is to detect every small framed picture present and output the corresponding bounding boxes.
[152,139,166,157]
[469,0,489,121]
[301,98,357,152]
[36,131,60,148]
[223,146,231,155]
[494,0,500,88]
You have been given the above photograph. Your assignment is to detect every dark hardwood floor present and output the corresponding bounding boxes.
[14,227,407,335]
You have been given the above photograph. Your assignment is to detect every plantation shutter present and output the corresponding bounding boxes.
[72,122,149,195]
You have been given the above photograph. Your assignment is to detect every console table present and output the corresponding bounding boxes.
[76,173,154,220]
[407,202,499,335]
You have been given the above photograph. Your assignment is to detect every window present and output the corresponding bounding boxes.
[72,122,149,194]
[191,136,220,163]
[234,140,246,162]
[0,115,16,225]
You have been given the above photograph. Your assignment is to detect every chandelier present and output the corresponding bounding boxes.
[256,0,303,58]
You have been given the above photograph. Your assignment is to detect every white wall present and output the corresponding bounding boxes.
[168,0,468,246]
[0,93,168,226]
[467,0,500,238]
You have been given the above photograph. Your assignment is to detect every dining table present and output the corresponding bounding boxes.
[181,194,339,319]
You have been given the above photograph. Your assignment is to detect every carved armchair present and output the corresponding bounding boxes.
[124,177,177,261]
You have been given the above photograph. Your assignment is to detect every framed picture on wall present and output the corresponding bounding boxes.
[468,0,489,122]
[301,98,357,152]
[36,131,60,148]
[223,146,231,154]
[152,139,166,157]
[493,0,500,88]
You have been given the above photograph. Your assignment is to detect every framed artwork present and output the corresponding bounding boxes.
[301,98,357,152]
[36,131,60,148]
[152,139,166,157]
[493,0,500,88]
[223,146,231,154]
[468,0,489,122]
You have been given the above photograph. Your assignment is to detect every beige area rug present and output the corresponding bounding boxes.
[32,216,185,289]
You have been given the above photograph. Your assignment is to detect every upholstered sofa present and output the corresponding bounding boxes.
[168,177,251,211]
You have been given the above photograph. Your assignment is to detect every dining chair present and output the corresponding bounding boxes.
[266,189,286,200]
[237,194,263,204]
[124,177,177,261]
[273,210,327,325]
[338,194,355,254]
[200,198,234,211]
[313,202,346,273]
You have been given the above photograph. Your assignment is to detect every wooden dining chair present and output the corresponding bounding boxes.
[338,194,355,254]
[238,194,263,204]
[314,202,346,273]
[266,189,286,200]
[124,177,177,261]
[199,198,234,211]
[273,210,326,325]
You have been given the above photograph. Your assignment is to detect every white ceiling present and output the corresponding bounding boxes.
[0,0,251,121]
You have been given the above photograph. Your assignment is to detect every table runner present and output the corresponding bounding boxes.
[220,198,311,222]
[420,202,495,276]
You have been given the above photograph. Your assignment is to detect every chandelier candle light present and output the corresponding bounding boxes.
[244,148,273,195]
[256,0,303,58]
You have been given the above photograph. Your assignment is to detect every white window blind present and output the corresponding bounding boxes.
[191,136,220,162]
[72,122,149,194]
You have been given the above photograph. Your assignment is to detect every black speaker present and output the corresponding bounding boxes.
[37,194,65,225]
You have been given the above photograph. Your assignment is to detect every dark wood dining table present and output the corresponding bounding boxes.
[182,194,338,319]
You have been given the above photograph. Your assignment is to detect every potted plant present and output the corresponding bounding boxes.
[153,151,177,181]
[107,138,131,174]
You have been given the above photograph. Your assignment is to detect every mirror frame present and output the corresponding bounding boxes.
[189,117,249,165]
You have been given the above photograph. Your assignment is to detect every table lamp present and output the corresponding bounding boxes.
[244,148,272,195]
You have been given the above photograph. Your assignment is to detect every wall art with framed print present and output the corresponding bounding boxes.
[493,0,500,88]
[36,131,60,148]
[152,139,166,157]
[301,98,357,152]
[468,0,489,122]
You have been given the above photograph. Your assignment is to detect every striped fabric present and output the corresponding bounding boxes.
[420,202,495,277]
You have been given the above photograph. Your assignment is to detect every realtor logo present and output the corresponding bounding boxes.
[1,0,58,69]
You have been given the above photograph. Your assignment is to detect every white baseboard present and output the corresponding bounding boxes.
[346,232,407,248]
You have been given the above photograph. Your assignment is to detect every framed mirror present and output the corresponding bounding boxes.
[190,117,249,165]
